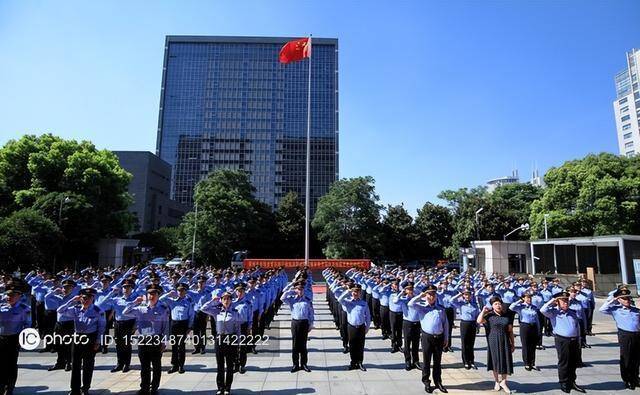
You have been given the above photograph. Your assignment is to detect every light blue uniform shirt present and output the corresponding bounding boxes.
[57,300,106,344]
[599,301,640,332]
[408,295,449,344]
[0,302,31,335]
[160,294,195,326]
[393,295,421,322]
[388,291,403,313]
[281,290,314,327]
[451,297,480,321]
[200,301,241,335]
[509,301,540,326]
[123,302,170,343]
[540,301,580,337]
[337,293,371,328]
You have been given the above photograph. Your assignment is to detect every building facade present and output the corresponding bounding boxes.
[156,35,339,213]
[613,48,640,157]
[113,151,187,233]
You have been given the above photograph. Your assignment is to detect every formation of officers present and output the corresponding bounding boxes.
[1,263,289,395]
[0,262,639,394]
[323,266,640,394]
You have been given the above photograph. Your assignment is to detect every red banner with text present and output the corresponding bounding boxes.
[243,259,370,270]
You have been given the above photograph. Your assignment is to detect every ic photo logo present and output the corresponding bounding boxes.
[19,328,41,350]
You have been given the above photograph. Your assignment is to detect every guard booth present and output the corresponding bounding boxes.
[530,235,640,292]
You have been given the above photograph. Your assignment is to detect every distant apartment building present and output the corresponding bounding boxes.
[613,48,640,157]
[486,169,544,192]
[113,151,188,233]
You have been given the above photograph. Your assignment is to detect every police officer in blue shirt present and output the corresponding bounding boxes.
[509,292,540,371]
[189,275,212,355]
[451,289,479,370]
[337,283,371,371]
[232,284,253,374]
[281,280,315,373]
[160,282,194,374]
[123,283,170,395]
[0,284,31,395]
[57,287,106,395]
[47,279,78,371]
[96,275,114,354]
[541,291,586,394]
[387,279,404,354]
[394,282,422,370]
[409,284,449,394]
[201,291,241,395]
[599,288,640,389]
[97,278,138,373]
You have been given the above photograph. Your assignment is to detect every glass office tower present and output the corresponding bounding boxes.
[156,36,339,212]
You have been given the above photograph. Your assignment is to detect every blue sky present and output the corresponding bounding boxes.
[1,1,638,214]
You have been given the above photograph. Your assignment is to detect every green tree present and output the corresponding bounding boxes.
[179,169,275,265]
[312,176,383,259]
[0,134,135,266]
[414,202,453,259]
[530,153,640,238]
[0,209,63,269]
[275,191,305,258]
[133,227,182,258]
[381,204,417,262]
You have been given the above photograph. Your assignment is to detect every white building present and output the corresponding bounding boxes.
[486,170,520,192]
[613,48,640,157]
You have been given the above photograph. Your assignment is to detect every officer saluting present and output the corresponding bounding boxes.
[123,284,170,395]
[0,284,31,395]
[337,284,371,371]
[281,280,315,373]
[540,291,586,394]
[200,291,241,395]
[57,287,106,395]
[599,288,640,389]
[159,282,194,374]
[408,284,449,394]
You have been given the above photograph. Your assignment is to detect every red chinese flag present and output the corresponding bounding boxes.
[279,38,311,64]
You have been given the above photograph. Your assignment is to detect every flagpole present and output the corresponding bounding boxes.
[304,35,312,268]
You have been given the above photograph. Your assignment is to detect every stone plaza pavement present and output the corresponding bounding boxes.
[14,291,634,395]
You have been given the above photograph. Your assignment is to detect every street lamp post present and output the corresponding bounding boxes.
[473,207,484,270]
[543,214,549,241]
[53,196,70,273]
[504,223,530,240]
[191,201,198,266]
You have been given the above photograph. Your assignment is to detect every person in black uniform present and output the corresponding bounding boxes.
[57,287,106,395]
[600,288,640,389]
[541,291,586,394]
[201,291,241,395]
[0,284,31,395]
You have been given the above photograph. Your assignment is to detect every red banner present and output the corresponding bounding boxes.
[243,259,370,270]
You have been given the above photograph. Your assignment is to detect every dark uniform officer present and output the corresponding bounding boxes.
[281,281,315,373]
[451,289,480,370]
[387,280,404,353]
[57,287,106,395]
[123,284,170,395]
[160,282,194,374]
[510,292,541,371]
[232,284,252,374]
[409,284,449,394]
[394,282,422,370]
[541,291,586,394]
[46,279,78,371]
[600,288,640,389]
[0,285,31,395]
[337,284,371,371]
[201,291,241,395]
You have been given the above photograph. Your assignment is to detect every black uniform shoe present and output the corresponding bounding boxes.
[342,346,349,354]
[65,364,72,372]
[405,364,412,371]
[391,348,399,353]
[524,365,532,371]
[531,365,540,371]
[215,391,223,395]
[470,363,477,370]
[536,345,545,350]
[48,364,65,371]
[382,335,389,340]
[358,363,367,371]
[560,385,571,394]
[110,365,123,373]
[191,349,200,355]
[571,382,587,394]
[301,365,311,372]
[122,365,131,373]
[413,363,422,371]
[167,366,179,374]
[238,366,246,374]
[435,383,448,393]
[290,365,300,373]
[178,366,185,374]
[424,383,433,393]
[347,363,357,370]
[571,382,586,393]
[464,364,470,370]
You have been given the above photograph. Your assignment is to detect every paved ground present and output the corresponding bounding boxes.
[14,291,634,394]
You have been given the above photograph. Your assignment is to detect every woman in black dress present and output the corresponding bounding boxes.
[477,296,515,393]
